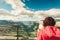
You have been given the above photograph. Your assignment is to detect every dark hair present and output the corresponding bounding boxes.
[43,17,56,27]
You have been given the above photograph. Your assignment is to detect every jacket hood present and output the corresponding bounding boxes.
[44,26,60,37]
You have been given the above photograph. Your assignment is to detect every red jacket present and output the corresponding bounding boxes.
[37,26,60,40]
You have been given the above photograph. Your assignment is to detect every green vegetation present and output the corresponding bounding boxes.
[0,21,39,40]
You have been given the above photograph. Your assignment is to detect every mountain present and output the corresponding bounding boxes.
[0,20,15,24]
[0,20,35,25]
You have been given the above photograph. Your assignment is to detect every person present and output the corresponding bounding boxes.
[37,17,60,40]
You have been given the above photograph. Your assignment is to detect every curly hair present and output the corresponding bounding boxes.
[43,17,56,27]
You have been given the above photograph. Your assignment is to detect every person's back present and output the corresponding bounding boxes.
[37,17,60,40]
[37,26,60,40]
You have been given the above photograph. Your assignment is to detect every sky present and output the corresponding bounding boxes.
[0,0,60,21]
[22,0,60,11]
[0,0,60,11]
[0,0,13,11]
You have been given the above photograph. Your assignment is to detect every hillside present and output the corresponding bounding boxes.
[0,21,39,37]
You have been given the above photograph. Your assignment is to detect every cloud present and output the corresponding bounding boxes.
[0,9,12,16]
[0,9,32,21]
[0,9,16,21]
[5,0,34,16]
[0,8,60,21]
[5,0,25,9]
[0,0,60,21]
[5,0,25,15]
[34,8,60,19]
[0,9,41,21]
[0,0,34,21]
